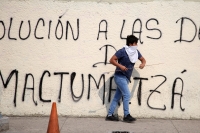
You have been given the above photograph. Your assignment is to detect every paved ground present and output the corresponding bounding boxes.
[1,117,200,133]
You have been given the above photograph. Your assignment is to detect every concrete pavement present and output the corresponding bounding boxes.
[1,117,200,133]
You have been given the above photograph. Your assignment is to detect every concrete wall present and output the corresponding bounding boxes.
[0,0,199,119]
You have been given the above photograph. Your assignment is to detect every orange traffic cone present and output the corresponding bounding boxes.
[47,102,60,133]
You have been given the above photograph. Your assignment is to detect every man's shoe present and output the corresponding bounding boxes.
[123,114,136,122]
[105,114,119,121]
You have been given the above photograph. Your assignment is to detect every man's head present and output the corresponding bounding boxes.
[126,35,138,46]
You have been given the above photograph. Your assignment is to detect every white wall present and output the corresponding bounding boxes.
[0,0,200,119]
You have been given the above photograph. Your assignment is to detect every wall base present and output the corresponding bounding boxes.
[0,117,9,132]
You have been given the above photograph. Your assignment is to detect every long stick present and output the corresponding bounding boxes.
[103,63,164,74]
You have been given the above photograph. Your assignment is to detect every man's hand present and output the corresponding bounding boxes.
[139,63,145,69]
[120,65,128,71]
[139,57,146,69]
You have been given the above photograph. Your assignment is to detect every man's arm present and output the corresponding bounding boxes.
[110,55,128,71]
[139,57,146,69]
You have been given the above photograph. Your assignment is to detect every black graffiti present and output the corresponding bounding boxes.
[132,19,143,44]
[54,72,69,102]
[22,73,37,106]
[97,20,108,40]
[93,44,117,67]
[8,18,17,40]
[0,69,186,111]
[66,19,79,40]
[146,18,162,40]
[19,20,31,40]
[132,74,185,111]
[120,19,143,44]
[70,72,84,102]
[39,70,51,103]
[0,70,107,106]
[120,20,126,40]
[147,75,167,111]
[112,131,129,133]
[175,17,198,43]
[199,27,200,40]
[0,70,18,107]
[1,17,199,43]
[55,19,63,40]
[0,21,5,39]
[181,69,187,73]
[133,77,148,106]
[171,77,185,111]
[88,74,106,104]
[0,17,79,40]
[120,18,162,44]
[35,18,45,39]
[48,20,52,39]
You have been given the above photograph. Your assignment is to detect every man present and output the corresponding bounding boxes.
[106,35,146,122]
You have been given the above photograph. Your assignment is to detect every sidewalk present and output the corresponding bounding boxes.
[1,117,200,133]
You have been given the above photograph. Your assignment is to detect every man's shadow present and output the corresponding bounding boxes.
[98,69,140,116]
